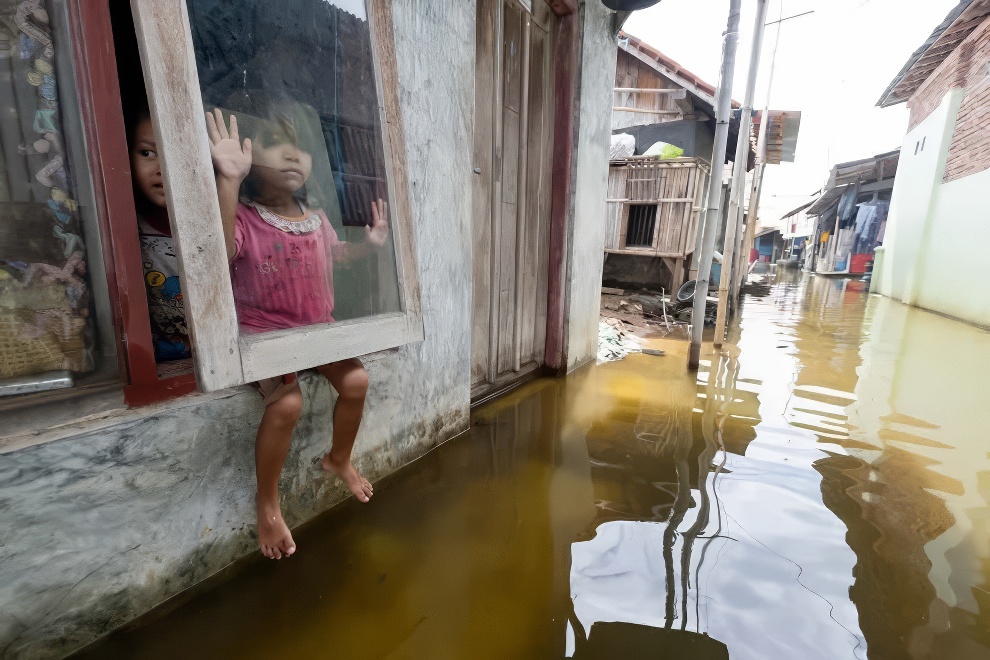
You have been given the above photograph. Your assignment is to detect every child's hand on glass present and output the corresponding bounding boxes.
[365,199,389,248]
[206,109,252,183]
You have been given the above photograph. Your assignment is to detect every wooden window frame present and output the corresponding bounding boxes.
[127,0,423,392]
[68,0,197,407]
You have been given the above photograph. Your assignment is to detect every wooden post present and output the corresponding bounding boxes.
[513,16,531,372]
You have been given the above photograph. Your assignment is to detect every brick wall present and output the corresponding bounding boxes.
[907,17,990,129]
[907,16,990,183]
[943,76,990,182]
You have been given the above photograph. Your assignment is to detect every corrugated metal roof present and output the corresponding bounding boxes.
[752,110,802,164]
[806,150,900,216]
[877,0,990,107]
[805,186,848,217]
[779,201,814,221]
[827,150,900,188]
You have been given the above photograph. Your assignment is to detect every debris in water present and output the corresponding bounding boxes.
[597,317,640,363]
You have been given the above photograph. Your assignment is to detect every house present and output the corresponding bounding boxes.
[803,151,898,275]
[779,201,815,264]
[0,0,623,655]
[873,0,990,326]
[604,33,755,293]
[753,227,784,265]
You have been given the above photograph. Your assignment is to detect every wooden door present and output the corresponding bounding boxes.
[472,0,556,401]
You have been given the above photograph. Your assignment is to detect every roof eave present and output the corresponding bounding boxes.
[877,0,976,107]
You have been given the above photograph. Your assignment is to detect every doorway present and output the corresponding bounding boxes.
[471,0,557,401]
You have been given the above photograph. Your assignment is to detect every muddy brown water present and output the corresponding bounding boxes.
[75,273,990,659]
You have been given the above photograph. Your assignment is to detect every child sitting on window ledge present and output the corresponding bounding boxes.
[206,106,389,560]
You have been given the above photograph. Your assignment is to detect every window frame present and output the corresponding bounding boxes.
[129,0,423,392]
[70,0,197,406]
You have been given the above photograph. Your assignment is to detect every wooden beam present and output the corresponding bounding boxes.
[545,10,577,371]
[612,107,681,115]
[614,87,687,98]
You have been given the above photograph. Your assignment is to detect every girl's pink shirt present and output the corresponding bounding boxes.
[230,202,342,333]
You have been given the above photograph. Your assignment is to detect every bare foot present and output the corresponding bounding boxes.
[257,498,296,559]
[322,453,374,502]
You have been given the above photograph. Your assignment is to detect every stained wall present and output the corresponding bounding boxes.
[0,1,622,657]
[0,2,476,656]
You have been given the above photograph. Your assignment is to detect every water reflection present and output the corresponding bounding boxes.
[75,273,990,659]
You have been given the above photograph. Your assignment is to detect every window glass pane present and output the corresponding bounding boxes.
[0,0,116,394]
[185,0,402,338]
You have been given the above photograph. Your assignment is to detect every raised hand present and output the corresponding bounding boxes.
[206,108,252,183]
[365,198,390,248]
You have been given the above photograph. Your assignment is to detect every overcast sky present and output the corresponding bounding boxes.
[623,0,959,225]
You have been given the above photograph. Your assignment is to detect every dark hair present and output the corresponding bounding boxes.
[123,100,151,150]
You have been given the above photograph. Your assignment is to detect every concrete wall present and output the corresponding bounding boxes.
[877,86,990,327]
[618,119,714,159]
[874,90,961,307]
[0,2,624,657]
[565,1,617,372]
[0,3,477,657]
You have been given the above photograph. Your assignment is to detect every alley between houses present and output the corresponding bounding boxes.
[75,273,990,659]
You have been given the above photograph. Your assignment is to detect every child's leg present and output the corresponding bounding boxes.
[317,358,374,503]
[255,383,303,559]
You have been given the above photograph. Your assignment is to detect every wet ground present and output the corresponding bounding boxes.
[76,272,990,659]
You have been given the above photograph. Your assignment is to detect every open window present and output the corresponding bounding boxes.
[0,0,120,399]
[129,0,422,392]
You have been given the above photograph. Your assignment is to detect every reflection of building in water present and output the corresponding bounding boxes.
[787,275,990,656]
[566,344,732,656]
[841,298,990,656]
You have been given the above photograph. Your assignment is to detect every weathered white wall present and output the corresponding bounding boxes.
[0,3,476,657]
[565,1,616,371]
[914,168,990,325]
[875,90,961,304]
[1,2,621,655]
[878,87,990,326]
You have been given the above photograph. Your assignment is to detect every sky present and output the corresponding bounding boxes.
[623,0,959,226]
[327,0,367,20]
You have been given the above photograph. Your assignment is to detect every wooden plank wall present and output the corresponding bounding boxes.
[607,159,702,256]
[613,50,681,116]
[519,21,554,369]
[604,165,627,250]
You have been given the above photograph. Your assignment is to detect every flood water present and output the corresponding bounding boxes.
[76,273,990,659]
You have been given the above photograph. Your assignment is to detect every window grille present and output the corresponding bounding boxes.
[626,204,658,248]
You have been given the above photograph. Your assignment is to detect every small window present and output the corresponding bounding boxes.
[625,204,658,248]
[0,0,118,398]
[132,0,422,391]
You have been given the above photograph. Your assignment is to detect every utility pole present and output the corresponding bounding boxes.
[734,6,814,299]
[688,0,741,371]
[712,0,769,348]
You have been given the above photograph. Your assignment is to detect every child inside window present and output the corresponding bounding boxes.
[126,106,192,363]
[206,104,389,560]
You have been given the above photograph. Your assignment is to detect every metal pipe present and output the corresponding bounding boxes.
[688,0,742,370]
[713,0,769,348]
